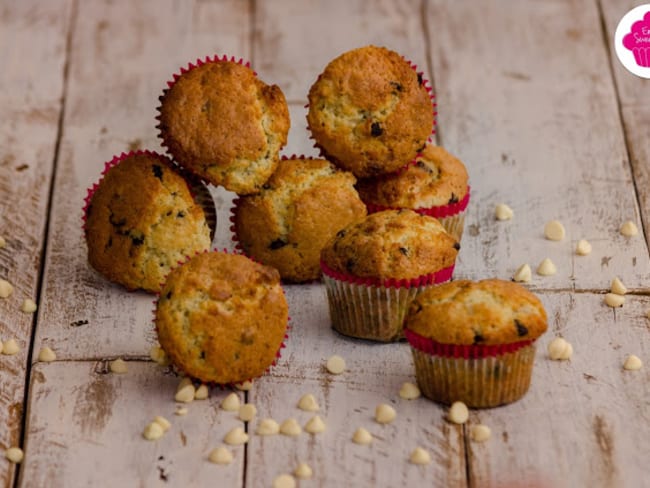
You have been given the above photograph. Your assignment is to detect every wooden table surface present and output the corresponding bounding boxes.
[1,0,649,486]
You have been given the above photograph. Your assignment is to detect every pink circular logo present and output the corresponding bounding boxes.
[615,5,650,78]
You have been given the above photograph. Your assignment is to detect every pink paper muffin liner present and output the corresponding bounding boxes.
[404,328,536,408]
[320,260,454,342]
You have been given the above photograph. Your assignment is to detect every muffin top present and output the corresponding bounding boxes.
[158,59,290,195]
[84,151,212,293]
[356,145,469,209]
[155,251,288,384]
[233,157,367,282]
[405,279,548,345]
[320,209,458,281]
[307,45,434,178]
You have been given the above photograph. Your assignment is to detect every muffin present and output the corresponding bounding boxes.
[155,251,289,384]
[320,209,458,342]
[232,156,367,282]
[84,151,212,293]
[404,279,548,408]
[307,45,434,178]
[157,56,290,195]
[356,144,470,241]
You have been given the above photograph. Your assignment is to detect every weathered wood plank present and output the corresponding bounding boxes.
[0,0,71,485]
[427,0,650,291]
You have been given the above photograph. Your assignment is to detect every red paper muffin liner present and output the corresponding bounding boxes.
[320,260,454,289]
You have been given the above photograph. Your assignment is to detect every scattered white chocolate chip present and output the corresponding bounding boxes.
[5,447,23,464]
[604,293,625,308]
[224,427,249,445]
[537,258,557,276]
[37,346,56,362]
[294,462,313,479]
[620,221,638,237]
[610,277,627,295]
[399,382,421,400]
[0,341,3,354]
[177,377,193,389]
[0,279,14,298]
[153,415,171,432]
[256,418,280,436]
[20,298,37,313]
[305,415,326,434]
[575,239,592,256]
[149,345,168,365]
[326,355,346,374]
[272,474,296,488]
[235,380,253,391]
[174,406,188,416]
[143,422,165,441]
[175,382,196,403]
[194,384,209,400]
[495,203,514,221]
[0,236,6,249]
[375,404,397,424]
[208,446,233,465]
[547,337,573,360]
[448,401,469,425]
[470,424,492,442]
[544,220,565,241]
[513,263,532,283]
[623,354,643,371]
[280,418,302,436]
[352,427,373,445]
[297,393,320,412]
[109,358,128,374]
[221,392,240,411]
[646,310,650,320]
[239,403,257,422]
[2,339,19,356]
[409,447,431,465]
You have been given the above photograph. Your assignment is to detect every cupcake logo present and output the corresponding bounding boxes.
[615,4,650,78]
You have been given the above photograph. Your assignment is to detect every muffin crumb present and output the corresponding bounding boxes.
[305,415,326,434]
[536,258,557,276]
[352,427,373,445]
[399,382,421,400]
[448,401,469,424]
[470,424,492,442]
[297,393,320,412]
[0,279,14,299]
[409,447,431,465]
[544,220,565,241]
[575,239,592,255]
[513,263,532,283]
[604,293,625,308]
[495,203,514,221]
[620,221,638,237]
[208,446,233,465]
[375,404,397,424]
[623,354,643,371]
[547,337,573,360]
[326,355,346,374]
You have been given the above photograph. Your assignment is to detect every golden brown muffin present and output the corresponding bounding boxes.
[404,279,548,407]
[320,209,458,281]
[356,145,469,209]
[155,251,288,384]
[157,58,290,195]
[233,157,367,282]
[307,45,434,178]
[84,151,212,293]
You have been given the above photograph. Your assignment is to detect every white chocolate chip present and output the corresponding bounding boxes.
[305,415,326,434]
[256,418,280,436]
[495,203,514,221]
[109,358,128,374]
[297,393,320,412]
[0,341,3,354]
[20,299,37,313]
[326,355,346,374]
[175,383,196,403]
[238,403,257,422]
[235,380,253,391]
[38,346,56,362]
[547,337,573,360]
[575,239,592,256]
[513,263,532,283]
[604,293,625,308]
[620,221,638,237]
[177,377,193,389]
[0,236,6,249]
[149,345,168,365]
[194,384,209,400]
[294,462,313,479]
[279,418,302,436]
[448,401,469,424]
[537,258,557,276]
[610,277,627,295]
[646,310,650,320]
[0,279,14,298]
[174,407,188,416]
[2,339,19,356]
[399,382,421,400]
[143,422,165,441]
[375,404,397,424]
[224,427,249,445]
[221,392,240,411]
[153,415,171,432]
[352,427,373,445]
[623,354,643,371]
[208,446,233,465]
[470,424,492,442]
[544,220,565,241]
[272,474,296,488]
[409,447,431,465]
[5,447,23,464]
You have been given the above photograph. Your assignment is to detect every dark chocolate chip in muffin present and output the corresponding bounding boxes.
[515,320,529,337]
